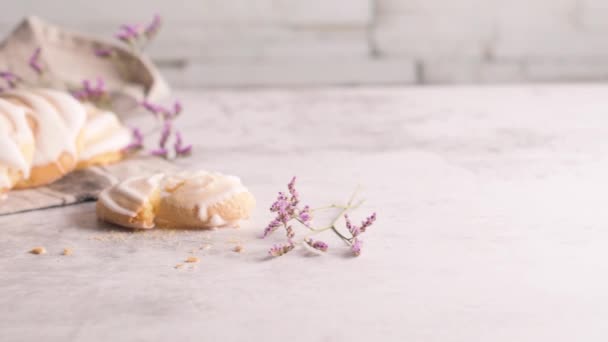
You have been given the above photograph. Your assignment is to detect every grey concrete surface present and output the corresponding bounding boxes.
[2,86,608,341]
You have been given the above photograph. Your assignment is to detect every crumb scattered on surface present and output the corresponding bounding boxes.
[227,237,241,244]
[233,245,243,253]
[62,248,73,256]
[174,263,184,269]
[185,256,200,263]
[200,243,213,250]
[30,247,46,255]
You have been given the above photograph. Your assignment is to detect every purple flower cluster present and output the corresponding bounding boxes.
[125,128,144,151]
[305,238,328,252]
[144,14,162,39]
[94,47,114,58]
[344,212,376,256]
[174,131,192,156]
[72,78,106,102]
[139,99,191,158]
[262,177,377,259]
[263,177,312,240]
[115,14,162,48]
[115,24,142,44]
[268,242,295,257]
[29,47,43,75]
[141,99,182,120]
[0,71,19,91]
[264,177,317,257]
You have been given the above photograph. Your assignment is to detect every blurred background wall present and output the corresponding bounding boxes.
[2,0,608,87]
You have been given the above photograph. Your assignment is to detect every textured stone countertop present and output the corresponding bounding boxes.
[2,85,608,342]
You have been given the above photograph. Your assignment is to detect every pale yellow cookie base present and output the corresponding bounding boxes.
[14,151,76,189]
[96,189,160,229]
[76,150,126,170]
[154,192,256,229]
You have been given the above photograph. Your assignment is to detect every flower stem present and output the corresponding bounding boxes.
[310,204,348,212]
[305,188,365,244]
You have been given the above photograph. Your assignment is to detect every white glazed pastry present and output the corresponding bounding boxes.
[0,98,35,194]
[77,103,131,169]
[1,89,85,188]
[96,171,256,229]
[32,88,86,146]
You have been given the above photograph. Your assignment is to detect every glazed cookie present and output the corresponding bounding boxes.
[155,171,256,229]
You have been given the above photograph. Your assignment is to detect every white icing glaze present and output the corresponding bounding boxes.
[1,90,75,166]
[33,89,86,142]
[98,173,164,217]
[0,99,34,188]
[79,107,131,161]
[161,170,249,221]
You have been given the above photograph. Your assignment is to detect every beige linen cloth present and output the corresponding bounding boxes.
[0,15,170,110]
[0,16,175,215]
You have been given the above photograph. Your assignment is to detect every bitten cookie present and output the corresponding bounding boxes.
[96,173,164,229]
[96,171,256,229]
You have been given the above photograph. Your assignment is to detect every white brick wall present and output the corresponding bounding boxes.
[1,0,608,86]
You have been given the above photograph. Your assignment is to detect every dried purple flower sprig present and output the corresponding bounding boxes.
[72,77,107,102]
[0,47,46,92]
[127,99,192,159]
[29,47,43,75]
[114,14,162,52]
[263,177,377,258]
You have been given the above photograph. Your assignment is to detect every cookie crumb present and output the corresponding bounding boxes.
[30,247,46,255]
[200,243,213,250]
[233,245,243,253]
[185,256,200,263]
[62,248,73,256]
[174,263,184,269]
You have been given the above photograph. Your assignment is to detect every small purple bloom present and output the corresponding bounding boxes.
[116,24,141,43]
[173,131,192,156]
[0,71,19,88]
[29,47,43,75]
[140,100,164,115]
[0,71,18,82]
[94,47,114,58]
[263,218,282,238]
[298,205,312,225]
[359,212,377,233]
[305,238,328,252]
[73,77,106,101]
[172,101,182,117]
[125,128,144,151]
[144,14,162,38]
[351,238,363,257]
[287,176,299,206]
[270,192,289,213]
[344,214,360,237]
[268,242,295,257]
[285,225,295,239]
